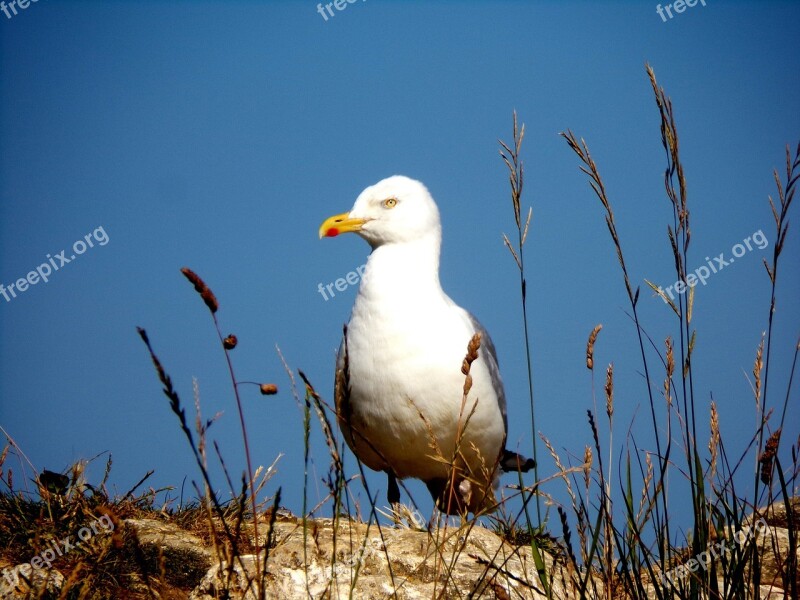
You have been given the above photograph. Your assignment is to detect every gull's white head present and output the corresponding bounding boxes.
[319,176,441,248]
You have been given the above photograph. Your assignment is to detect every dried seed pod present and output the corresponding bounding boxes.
[260,383,278,395]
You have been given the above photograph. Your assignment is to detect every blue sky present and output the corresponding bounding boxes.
[1,1,798,535]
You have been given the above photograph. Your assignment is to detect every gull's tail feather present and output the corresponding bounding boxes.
[500,449,535,473]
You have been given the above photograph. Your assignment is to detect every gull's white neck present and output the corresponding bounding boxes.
[358,233,444,305]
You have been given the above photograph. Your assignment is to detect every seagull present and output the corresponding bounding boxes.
[319,175,534,516]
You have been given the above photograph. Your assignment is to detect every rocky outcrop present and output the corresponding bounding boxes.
[643,499,799,600]
[0,563,64,599]
[0,500,795,599]
[189,516,574,599]
[124,518,214,589]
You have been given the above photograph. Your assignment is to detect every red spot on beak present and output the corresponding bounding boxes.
[326,228,340,237]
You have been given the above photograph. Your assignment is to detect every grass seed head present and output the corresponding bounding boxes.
[604,363,614,419]
[664,337,674,406]
[583,445,592,491]
[753,333,765,408]
[586,324,602,370]
[462,333,481,375]
[709,401,720,480]
[759,428,781,485]
[181,267,219,314]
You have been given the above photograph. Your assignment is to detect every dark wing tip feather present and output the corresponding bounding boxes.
[500,449,536,473]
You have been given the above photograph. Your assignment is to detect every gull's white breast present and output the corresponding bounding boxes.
[338,250,506,483]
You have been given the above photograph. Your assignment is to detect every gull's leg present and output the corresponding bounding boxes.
[387,471,401,525]
[425,478,464,516]
[387,471,400,505]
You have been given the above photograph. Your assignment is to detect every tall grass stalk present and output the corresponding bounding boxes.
[556,64,799,599]
[499,113,562,598]
[138,267,285,598]
[755,142,799,505]
[178,267,265,592]
[499,112,540,522]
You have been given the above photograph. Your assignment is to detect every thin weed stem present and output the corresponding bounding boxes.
[499,111,541,524]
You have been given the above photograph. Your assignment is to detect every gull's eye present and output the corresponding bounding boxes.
[383,198,397,209]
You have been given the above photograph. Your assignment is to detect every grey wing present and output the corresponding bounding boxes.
[465,312,508,434]
[466,313,536,474]
[334,331,348,415]
[335,334,346,377]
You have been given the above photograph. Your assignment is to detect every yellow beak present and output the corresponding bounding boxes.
[319,212,366,239]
